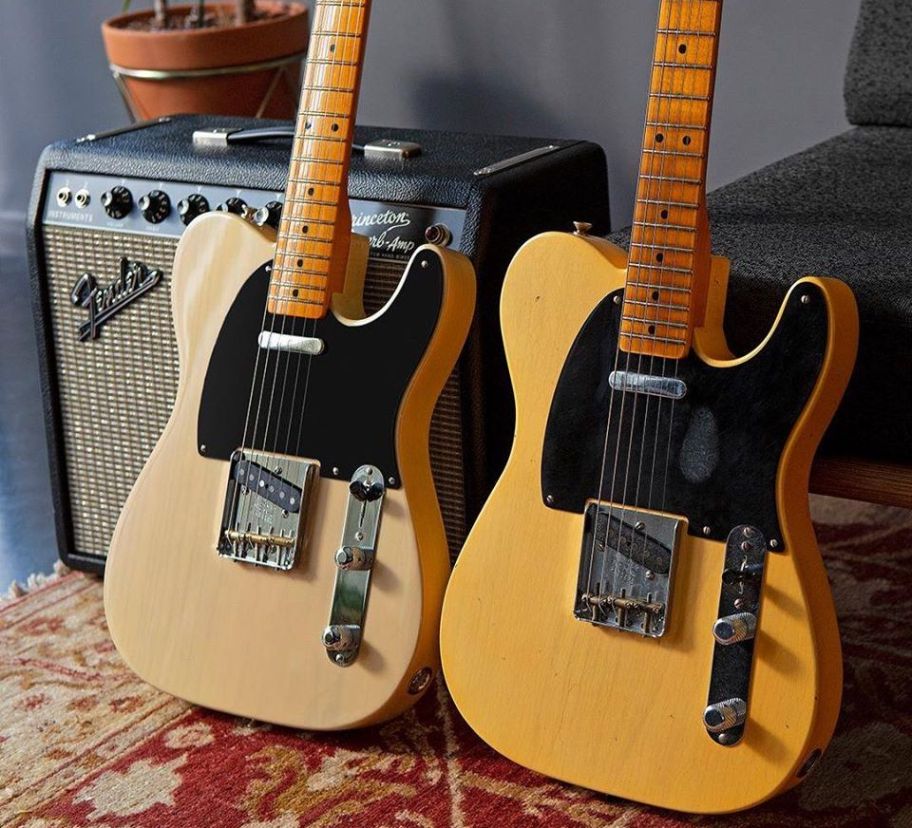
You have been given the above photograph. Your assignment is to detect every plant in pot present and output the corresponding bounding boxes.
[101,0,309,121]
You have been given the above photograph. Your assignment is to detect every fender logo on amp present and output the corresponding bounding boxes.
[70,258,164,341]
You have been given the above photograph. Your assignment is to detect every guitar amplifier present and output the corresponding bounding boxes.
[27,114,610,573]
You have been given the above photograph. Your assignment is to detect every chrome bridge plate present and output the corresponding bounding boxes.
[323,465,385,667]
[218,449,318,571]
[575,504,683,637]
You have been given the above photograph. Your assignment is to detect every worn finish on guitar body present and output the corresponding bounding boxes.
[439,232,858,813]
[105,212,475,730]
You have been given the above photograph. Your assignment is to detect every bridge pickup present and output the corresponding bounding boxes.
[219,449,318,571]
[575,505,683,637]
[608,371,687,400]
[232,460,304,513]
[257,331,325,355]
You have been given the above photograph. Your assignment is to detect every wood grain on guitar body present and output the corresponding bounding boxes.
[103,0,477,731]
[439,0,858,814]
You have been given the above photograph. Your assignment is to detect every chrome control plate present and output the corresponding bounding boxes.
[324,465,385,666]
[575,504,683,637]
[218,449,317,571]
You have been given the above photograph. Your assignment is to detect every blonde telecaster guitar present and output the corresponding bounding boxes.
[104,0,476,730]
[440,0,858,813]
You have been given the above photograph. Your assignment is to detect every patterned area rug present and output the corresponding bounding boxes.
[2,501,911,828]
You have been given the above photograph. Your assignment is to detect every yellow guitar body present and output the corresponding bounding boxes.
[440,231,858,813]
[105,212,476,730]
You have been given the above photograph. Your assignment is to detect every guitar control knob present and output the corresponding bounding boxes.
[322,624,361,652]
[218,196,249,217]
[703,698,747,733]
[178,193,210,226]
[713,612,758,645]
[254,200,283,230]
[139,190,172,224]
[101,186,134,219]
[335,546,375,571]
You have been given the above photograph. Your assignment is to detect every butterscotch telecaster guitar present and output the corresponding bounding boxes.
[104,0,476,730]
[440,0,858,813]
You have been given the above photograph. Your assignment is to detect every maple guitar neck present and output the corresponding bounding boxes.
[620,0,723,360]
[270,0,373,320]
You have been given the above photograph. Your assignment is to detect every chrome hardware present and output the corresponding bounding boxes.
[705,525,767,745]
[573,221,593,236]
[408,667,434,695]
[575,505,683,637]
[257,331,325,356]
[609,370,687,400]
[74,189,91,209]
[56,187,73,207]
[218,449,318,571]
[322,624,361,652]
[713,612,757,645]
[424,223,453,246]
[703,698,747,733]
[324,465,386,666]
[254,200,283,230]
[474,144,561,176]
[363,139,423,160]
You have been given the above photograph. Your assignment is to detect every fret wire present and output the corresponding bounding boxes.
[647,121,707,130]
[653,61,714,70]
[637,198,699,208]
[289,157,345,165]
[307,58,360,66]
[284,197,342,208]
[273,266,331,278]
[642,148,704,159]
[623,315,689,330]
[274,251,332,262]
[620,331,688,345]
[656,28,716,37]
[633,220,696,232]
[287,175,343,186]
[267,295,325,307]
[625,298,691,312]
[626,280,692,292]
[630,246,695,259]
[650,92,710,101]
[639,175,702,185]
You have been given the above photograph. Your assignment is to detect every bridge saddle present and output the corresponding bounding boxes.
[575,505,683,638]
[218,449,318,571]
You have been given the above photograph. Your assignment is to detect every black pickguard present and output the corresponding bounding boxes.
[198,249,445,486]
[541,284,830,548]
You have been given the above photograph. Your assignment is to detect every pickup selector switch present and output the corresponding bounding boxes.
[218,196,249,217]
[254,200,283,230]
[139,190,172,224]
[178,193,210,226]
[713,612,757,645]
[101,186,134,219]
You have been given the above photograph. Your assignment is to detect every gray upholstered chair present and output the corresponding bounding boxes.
[661,0,911,506]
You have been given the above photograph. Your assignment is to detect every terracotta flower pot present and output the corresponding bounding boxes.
[101,2,309,120]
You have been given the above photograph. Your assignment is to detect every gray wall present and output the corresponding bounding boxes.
[0,0,861,239]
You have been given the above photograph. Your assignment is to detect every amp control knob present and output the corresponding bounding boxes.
[713,612,758,645]
[703,698,747,733]
[178,193,210,226]
[139,190,172,224]
[254,200,283,230]
[101,186,133,219]
[218,196,249,217]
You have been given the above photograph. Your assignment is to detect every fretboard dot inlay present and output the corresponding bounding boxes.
[331,123,340,132]
[660,210,669,219]
[648,325,657,335]
[307,188,315,196]
[652,290,661,301]
[683,135,692,146]
[679,43,688,53]
[297,259,304,267]
[301,226,309,234]
[656,133,665,143]
[656,253,664,263]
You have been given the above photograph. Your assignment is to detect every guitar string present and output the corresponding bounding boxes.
[659,0,717,522]
[592,0,675,611]
[608,0,685,614]
[293,0,368,461]
[623,0,706,606]
[237,0,333,546]
[240,0,364,552]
